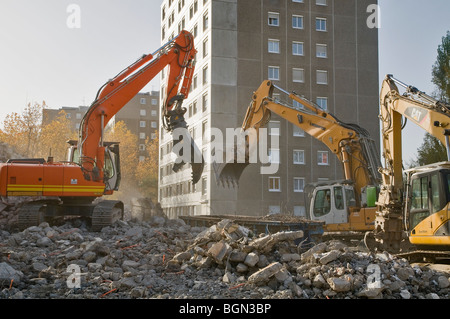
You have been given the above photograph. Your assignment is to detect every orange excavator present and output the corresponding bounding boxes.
[0,30,204,230]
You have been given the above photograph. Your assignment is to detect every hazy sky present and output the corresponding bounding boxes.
[0,0,449,162]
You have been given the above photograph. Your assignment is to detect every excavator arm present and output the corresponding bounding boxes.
[79,30,203,184]
[367,74,450,253]
[215,80,381,196]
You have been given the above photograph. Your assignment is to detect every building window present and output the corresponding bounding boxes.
[293,68,305,83]
[203,38,209,58]
[293,177,305,192]
[203,65,208,85]
[269,177,281,192]
[292,100,304,109]
[317,70,328,84]
[268,121,280,136]
[139,144,146,151]
[140,132,146,140]
[151,132,157,140]
[202,93,208,112]
[268,12,279,26]
[292,15,304,29]
[151,121,157,128]
[316,18,327,31]
[316,0,327,5]
[152,98,158,105]
[292,0,304,2]
[140,109,146,116]
[293,125,305,137]
[76,113,82,119]
[316,44,327,58]
[268,148,280,164]
[140,121,146,128]
[292,41,304,56]
[269,205,281,215]
[193,101,198,115]
[318,151,329,165]
[202,176,207,195]
[268,39,280,54]
[293,150,305,164]
[140,98,146,104]
[268,66,280,81]
[151,110,157,117]
[316,97,328,110]
[294,206,306,217]
[203,12,209,31]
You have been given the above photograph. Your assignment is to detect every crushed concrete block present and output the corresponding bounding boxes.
[319,250,340,265]
[248,262,283,284]
[301,242,327,262]
[207,241,231,263]
[327,275,353,292]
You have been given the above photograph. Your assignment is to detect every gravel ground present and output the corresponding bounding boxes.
[0,206,449,300]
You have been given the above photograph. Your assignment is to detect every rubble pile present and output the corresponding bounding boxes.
[0,215,448,299]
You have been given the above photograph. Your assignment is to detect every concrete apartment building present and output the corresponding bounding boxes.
[158,0,379,219]
[43,91,160,161]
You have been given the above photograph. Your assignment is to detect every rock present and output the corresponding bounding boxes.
[319,250,340,265]
[229,251,247,263]
[248,262,283,284]
[172,251,192,263]
[236,263,248,273]
[207,241,231,263]
[312,273,327,288]
[0,262,23,285]
[327,275,352,292]
[396,267,414,281]
[281,253,301,263]
[244,252,259,267]
[400,289,411,299]
[223,272,236,284]
[36,236,52,247]
[437,275,450,289]
[301,242,327,262]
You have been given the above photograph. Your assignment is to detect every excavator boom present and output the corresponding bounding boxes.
[215,80,380,193]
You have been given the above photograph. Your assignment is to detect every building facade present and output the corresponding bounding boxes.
[158,0,380,219]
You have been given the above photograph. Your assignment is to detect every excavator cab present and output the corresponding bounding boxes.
[66,140,121,191]
[307,182,357,225]
[405,162,450,247]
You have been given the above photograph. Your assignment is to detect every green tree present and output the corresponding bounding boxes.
[414,132,447,166]
[432,30,450,102]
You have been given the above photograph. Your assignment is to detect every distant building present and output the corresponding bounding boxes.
[115,91,160,161]
[42,91,160,161]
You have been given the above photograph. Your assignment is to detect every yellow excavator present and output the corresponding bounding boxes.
[364,75,450,260]
[214,80,381,235]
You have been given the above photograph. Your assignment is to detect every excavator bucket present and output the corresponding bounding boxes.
[172,128,204,184]
[212,144,250,188]
[213,161,249,188]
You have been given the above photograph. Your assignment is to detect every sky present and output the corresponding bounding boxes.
[0,0,449,163]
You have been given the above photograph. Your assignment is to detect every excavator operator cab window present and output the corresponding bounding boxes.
[409,170,448,230]
[333,186,344,210]
[313,189,331,217]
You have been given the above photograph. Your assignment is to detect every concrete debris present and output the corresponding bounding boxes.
[0,209,448,299]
